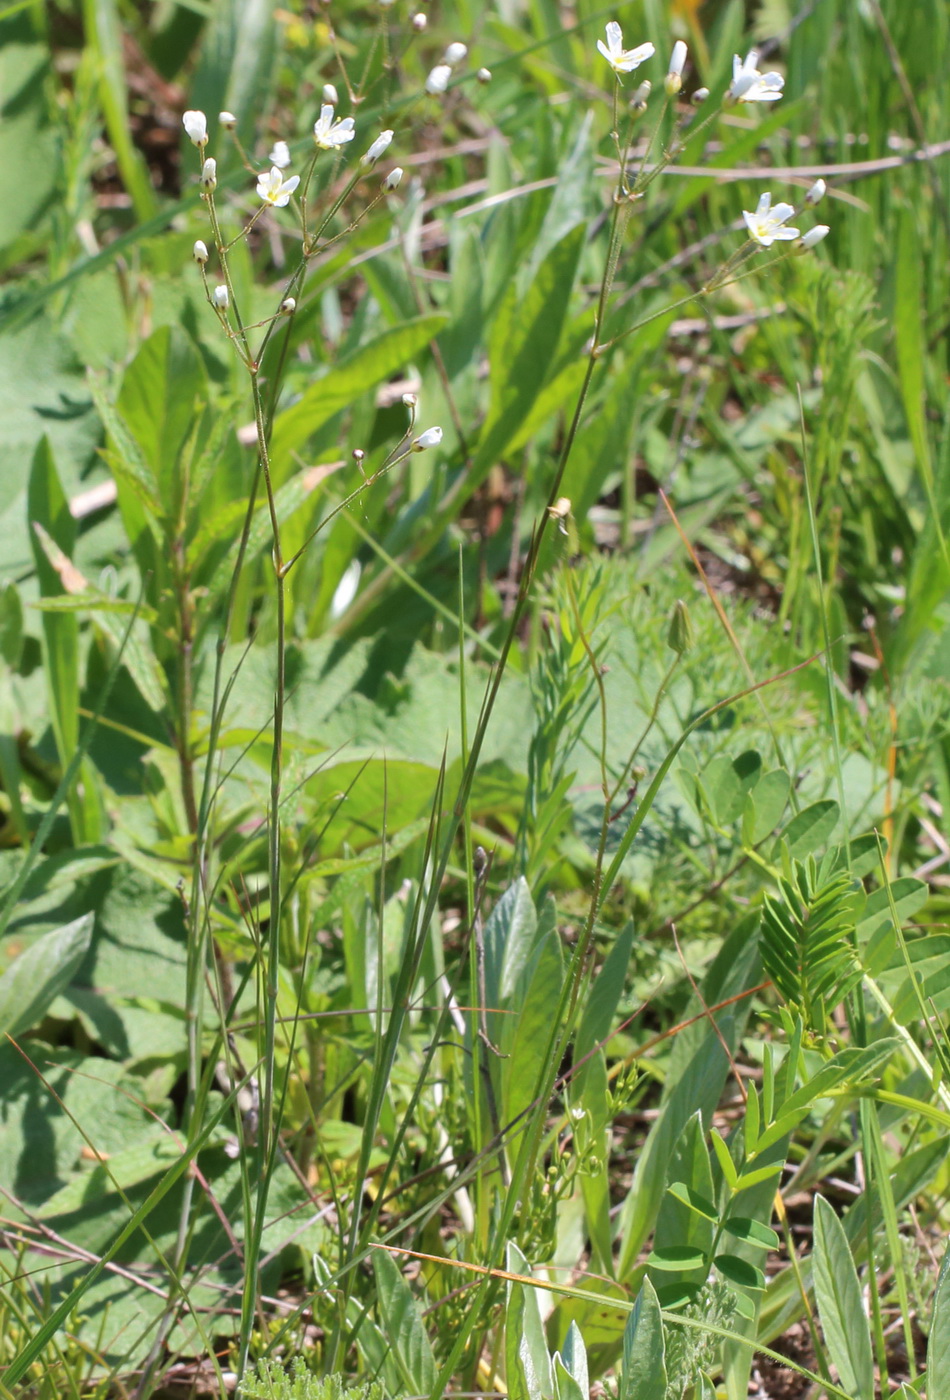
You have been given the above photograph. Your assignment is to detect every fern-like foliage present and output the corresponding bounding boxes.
[238,1360,383,1400]
[760,855,863,1029]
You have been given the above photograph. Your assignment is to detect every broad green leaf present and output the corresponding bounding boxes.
[501,911,565,1130]
[620,1277,666,1400]
[928,1239,950,1397]
[270,315,447,469]
[36,1132,184,1217]
[722,1218,779,1251]
[647,1246,707,1272]
[666,1181,719,1223]
[813,1195,874,1400]
[558,1320,588,1396]
[372,1249,437,1395]
[116,325,205,506]
[776,800,839,860]
[0,913,93,1038]
[713,1254,765,1291]
[506,1242,552,1400]
[742,768,790,845]
[702,749,762,825]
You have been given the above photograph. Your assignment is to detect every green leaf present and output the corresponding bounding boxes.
[0,913,94,1038]
[506,1242,552,1400]
[722,1217,779,1251]
[372,1249,437,1395]
[713,1254,765,1290]
[776,800,839,859]
[742,768,790,845]
[813,1195,874,1400]
[647,1246,708,1271]
[554,1322,588,1400]
[116,325,205,505]
[928,1239,950,1397]
[702,749,762,825]
[270,315,447,469]
[501,912,565,1130]
[709,1127,739,1191]
[666,1182,719,1223]
[620,1277,667,1400]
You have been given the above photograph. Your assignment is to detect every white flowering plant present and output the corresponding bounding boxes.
[5,4,949,1400]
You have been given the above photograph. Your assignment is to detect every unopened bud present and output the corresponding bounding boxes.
[182,109,208,147]
[212,284,229,310]
[631,79,651,112]
[201,156,217,190]
[193,239,209,263]
[402,392,418,406]
[322,83,339,105]
[280,296,296,314]
[219,110,237,129]
[411,11,427,30]
[796,223,830,252]
[412,426,443,451]
[805,178,826,206]
[665,40,687,95]
[443,41,467,65]
[476,66,491,83]
[383,166,404,190]
[691,86,710,106]
[426,64,452,94]
[361,129,393,166]
[353,448,365,464]
[667,599,694,655]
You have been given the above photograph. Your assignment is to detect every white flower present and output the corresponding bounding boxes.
[257,166,300,207]
[728,49,784,103]
[476,66,491,83]
[666,39,687,94]
[268,140,291,169]
[806,178,826,206]
[200,157,217,190]
[596,22,655,77]
[742,191,800,247]
[182,109,208,146]
[313,104,356,149]
[383,166,403,190]
[323,83,339,105]
[798,223,830,250]
[219,111,237,129]
[411,12,427,31]
[425,64,452,94]
[213,284,229,309]
[412,426,443,451]
[361,129,393,166]
[443,41,467,64]
[193,239,209,263]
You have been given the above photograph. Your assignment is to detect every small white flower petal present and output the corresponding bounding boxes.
[597,22,654,75]
[806,178,826,206]
[800,223,830,249]
[256,166,300,207]
[323,83,339,105]
[361,129,394,166]
[268,140,291,169]
[413,426,443,450]
[383,166,404,190]
[313,105,356,149]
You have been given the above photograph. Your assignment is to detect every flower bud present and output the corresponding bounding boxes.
[200,156,217,190]
[383,166,404,191]
[443,41,467,65]
[425,64,452,94]
[667,599,694,655]
[631,79,651,112]
[182,109,208,146]
[665,40,687,95]
[411,11,427,30]
[476,66,491,83]
[268,140,291,169]
[796,223,830,252]
[219,110,237,129]
[193,239,209,263]
[212,284,229,310]
[361,129,394,166]
[691,86,710,105]
[805,178,826,206]
[353,448,365,464]
[280,296,296,314]
[402,391,418,406]
[412,426,443,451]
[323,83,339,105]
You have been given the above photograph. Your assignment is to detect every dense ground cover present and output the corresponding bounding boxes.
[1,0,949,1396]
